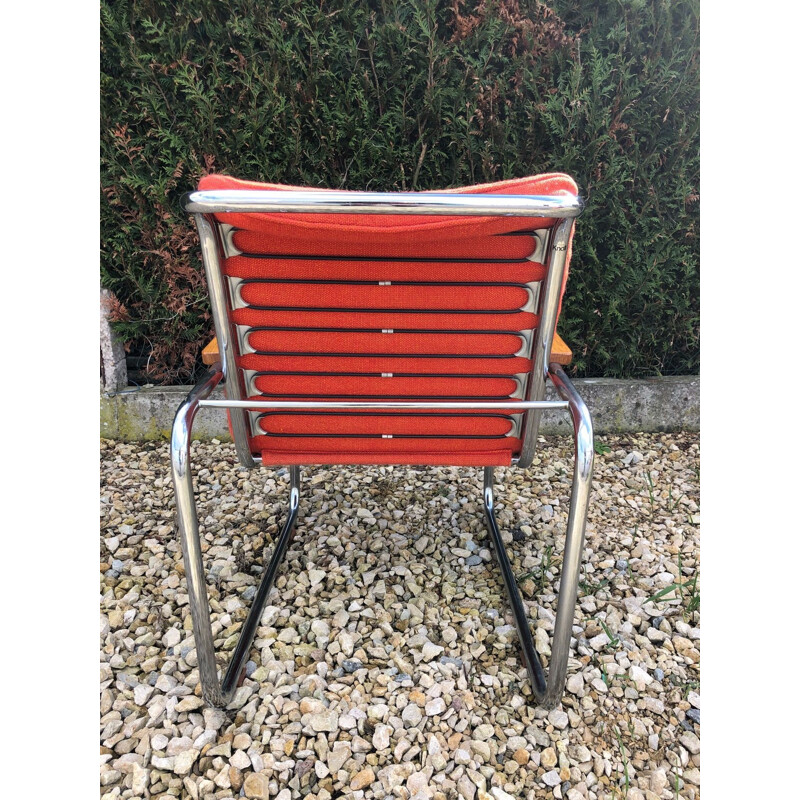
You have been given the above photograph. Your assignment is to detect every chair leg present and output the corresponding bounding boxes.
[483,466,548,698]
[217,465,301,701]
[482,363,593,708]
[171,375,302,707]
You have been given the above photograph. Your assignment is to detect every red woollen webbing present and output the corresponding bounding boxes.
[198,172,578,464]
[252,374,518,398]
[231,230,538,259]
[238,283,530,312]
[257,413,514,437]
[256,448,515,467]
[251,436,522,459]
[223,255,547,283]
[245,330,524,356]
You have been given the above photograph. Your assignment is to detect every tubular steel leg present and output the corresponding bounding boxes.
[484,467,548,698]
[482,362,593,708]
[171,368,302,707]
[218,465,300,700]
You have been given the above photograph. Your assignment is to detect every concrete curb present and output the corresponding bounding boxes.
[101,376,699,441]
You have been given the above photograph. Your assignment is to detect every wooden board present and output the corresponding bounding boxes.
[202,337,222,365]
[550,332,573,365]
[202,332,573,366]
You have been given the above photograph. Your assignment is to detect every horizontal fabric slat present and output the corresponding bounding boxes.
[239,282,530,312]
[256,447,516,466]
[246,330,524,356]
[252,374,518,398]
[257,412,514,437]
[223,255,546,283]
[252,435,521,460]
[232,229,537,259]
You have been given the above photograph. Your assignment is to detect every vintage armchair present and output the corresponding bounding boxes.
[172,173,593,709]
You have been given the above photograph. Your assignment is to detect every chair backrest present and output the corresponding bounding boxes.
[186,174,582,469]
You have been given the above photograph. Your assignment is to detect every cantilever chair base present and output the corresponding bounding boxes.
[170,361,592,709]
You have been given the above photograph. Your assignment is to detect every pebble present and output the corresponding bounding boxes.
[373,724,391,750]
[327,742,351,774]
[541,747,558,768]
[642,697,665,715]
[308,711,339,732]
[421,642,444,661]
[629,664,652,690]
[679,731,700,754]
[542,769,562,787]
[133,684,154,706]
[308,569,326,586]
[402,703,423,727]
[425,697,446,716]
[473,723,494,741]
[548,708,569,730]
[98,434,700,798]
[173,749,199,775]
[243,773,268,799]
[589,632,610,651]
[351,767,375,790]
[566,673,584,695]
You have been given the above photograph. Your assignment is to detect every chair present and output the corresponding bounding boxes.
[172,173,593,709]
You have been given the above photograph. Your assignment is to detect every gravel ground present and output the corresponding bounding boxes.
[100,432,699,800]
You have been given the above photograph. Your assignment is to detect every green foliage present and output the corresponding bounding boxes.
[101,0,699,383]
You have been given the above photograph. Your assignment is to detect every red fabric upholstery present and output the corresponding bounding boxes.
[246,330,522,356]
[198,173,577,466]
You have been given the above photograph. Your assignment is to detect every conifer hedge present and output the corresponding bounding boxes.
[101,0,699,383]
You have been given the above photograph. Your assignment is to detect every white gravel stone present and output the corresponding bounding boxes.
[230,749,251,769]
[629,664,653,690]
[308,569,326,586]
[402,703,423,727]
[542,769,561,787]
[133,684,154,705]
[308,710,339,732]
[373,724,391,750]
[548,708,569,730]
[566,673,584,695]
[327,742,351,774]
[679,731,700,754]
[421,642,444,661]
[473,723,494,740]
[173,749,199,775]
[425,697,446,716]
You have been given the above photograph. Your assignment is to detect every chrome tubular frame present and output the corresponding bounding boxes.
[194,213,256,469]
[517,218,575,468]
[171,364,302,706]
[183,189,583,218]
[174,188,593,708]
[481,361,593,708]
